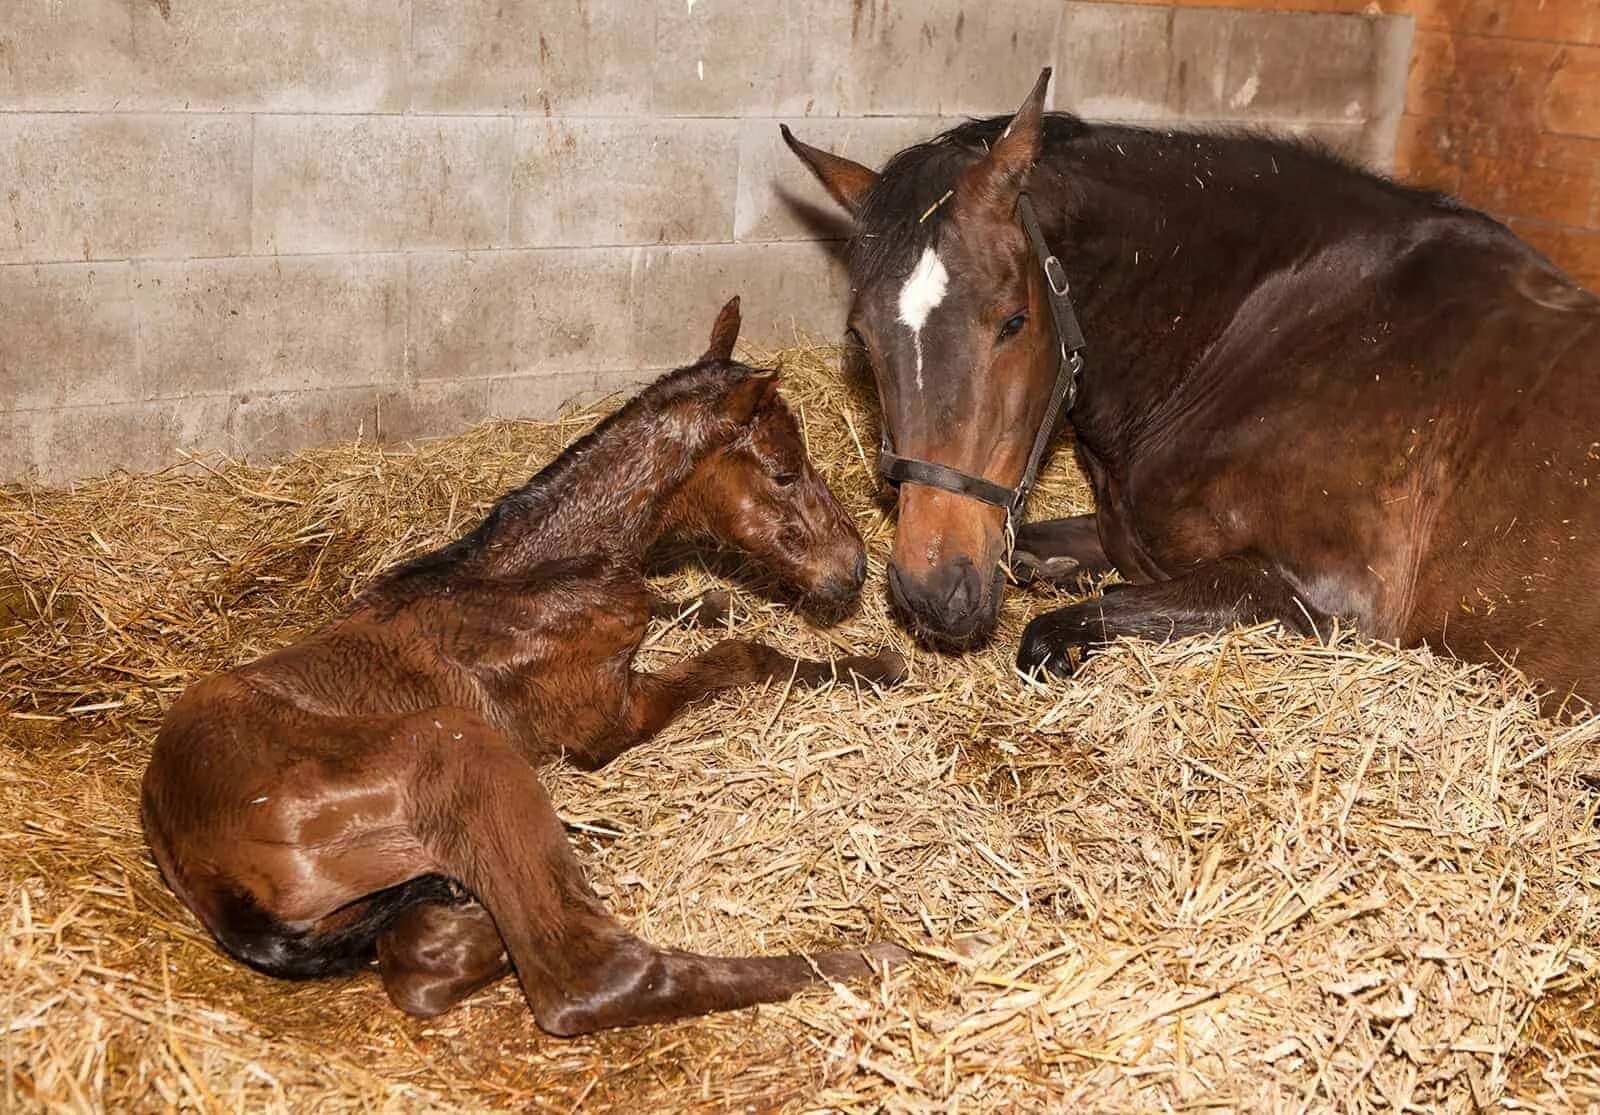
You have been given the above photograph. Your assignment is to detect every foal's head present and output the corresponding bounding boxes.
[668,299,867,614]
[783,71,1064,646]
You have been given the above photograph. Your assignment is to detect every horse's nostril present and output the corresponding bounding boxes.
[942,564,979,616]
[852,552,868,587]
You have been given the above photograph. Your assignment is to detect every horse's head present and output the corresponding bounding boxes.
[783,70,1063,647]
[670,298,867,617]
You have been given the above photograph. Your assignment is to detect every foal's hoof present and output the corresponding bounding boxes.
[845,648,908,687]
[815,940,912,981]
[692,589,732,627]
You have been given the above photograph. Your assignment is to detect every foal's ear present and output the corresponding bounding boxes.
[781,125,878,217]
[721,368,781,425]
[959,67,1052,209]
[700,295,742,363]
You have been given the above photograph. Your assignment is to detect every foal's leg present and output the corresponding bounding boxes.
[1010,514,1117,585]
[408,709,906,1034]
[1016,554,1327,677]
[648,587,732,628]
[378,898,508,1018]
[564,639,907,770]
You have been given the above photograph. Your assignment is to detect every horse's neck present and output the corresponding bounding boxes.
[470,413,698,574]
[1049,140,1310,458]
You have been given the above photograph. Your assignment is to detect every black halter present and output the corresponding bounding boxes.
[877,193,1088,535]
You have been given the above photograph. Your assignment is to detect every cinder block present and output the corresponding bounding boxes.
[0,115,250,265]
[127,0,408,112]
[1168,9,1233,120]
[1055,3,1174,121]
[803,0,1054,117]
[132,255,407,400]
[510,119,739,247]
[0,263,136,412]
[0,1,138,111]
[652,0,814,117]
[735,116,951,243]
[486,371,601,420]
[1218,13,1384,124]
[23,395,235,485]
[228,382,489,460]
[948,0,1063,114]
[408,249,636,382]
[410,0,653,114]
[630,241,850,364]
[253,116,514,254]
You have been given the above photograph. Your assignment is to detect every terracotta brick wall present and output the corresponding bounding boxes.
[1108,0,1600,290]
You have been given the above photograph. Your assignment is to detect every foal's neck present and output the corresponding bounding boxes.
[467,404,702,575]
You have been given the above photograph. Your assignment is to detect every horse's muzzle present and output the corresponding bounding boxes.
[886,558,1000,649]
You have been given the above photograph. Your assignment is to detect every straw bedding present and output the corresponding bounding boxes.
[3,343,1598,1112]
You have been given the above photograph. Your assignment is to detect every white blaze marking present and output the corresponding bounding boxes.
[897,246,948,390]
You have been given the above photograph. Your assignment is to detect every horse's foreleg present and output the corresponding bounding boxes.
[562,639,907,770]
[1016,553,1328,677]
[1011,514,1116,585]
[409,709,906,1034]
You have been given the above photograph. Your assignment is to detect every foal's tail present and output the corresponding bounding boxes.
[405,708,905,1035]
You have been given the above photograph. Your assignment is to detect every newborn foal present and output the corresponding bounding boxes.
[142,299,907,1034]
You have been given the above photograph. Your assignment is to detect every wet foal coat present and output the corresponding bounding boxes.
[787,71,1600,706]
[142,302,907,1034]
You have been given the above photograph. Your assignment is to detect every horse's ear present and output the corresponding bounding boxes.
[721,368,781,425]
[781,125,878,217]
[700,295,742,363]
[959,67,1051,209]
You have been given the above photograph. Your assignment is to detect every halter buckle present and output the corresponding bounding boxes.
[1043,255,1070,297]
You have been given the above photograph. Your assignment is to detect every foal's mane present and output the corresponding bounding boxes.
[377,360,760,588]
[851,113,1477,287]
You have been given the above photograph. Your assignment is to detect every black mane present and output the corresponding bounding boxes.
[377,358,758,588]
[850,113,1478,287]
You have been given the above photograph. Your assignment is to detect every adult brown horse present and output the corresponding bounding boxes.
[785,69,1600,707]
[142,299,909,1035]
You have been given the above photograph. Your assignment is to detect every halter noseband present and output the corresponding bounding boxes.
[877,193,1088,536]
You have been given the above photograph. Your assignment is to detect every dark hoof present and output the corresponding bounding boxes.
[1011,549,1083,588]
[1016,611,1088,679]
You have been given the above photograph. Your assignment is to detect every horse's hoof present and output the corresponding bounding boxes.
[1016,616,1080,680]
[1012,549,1084,587]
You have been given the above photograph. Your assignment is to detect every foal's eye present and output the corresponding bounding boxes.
[772,472,799,488]
[996,312,1028,343]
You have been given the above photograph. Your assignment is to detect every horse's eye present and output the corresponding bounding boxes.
[772,472,799,488]
[997,312,1028,343]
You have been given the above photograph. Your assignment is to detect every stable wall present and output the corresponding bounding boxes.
[0,1,1409,483]
[1105,0,1600,289]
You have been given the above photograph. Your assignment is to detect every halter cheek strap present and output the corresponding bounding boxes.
[877,193,1089,535]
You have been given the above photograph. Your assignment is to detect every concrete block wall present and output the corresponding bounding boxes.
[0,0,1409,483]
